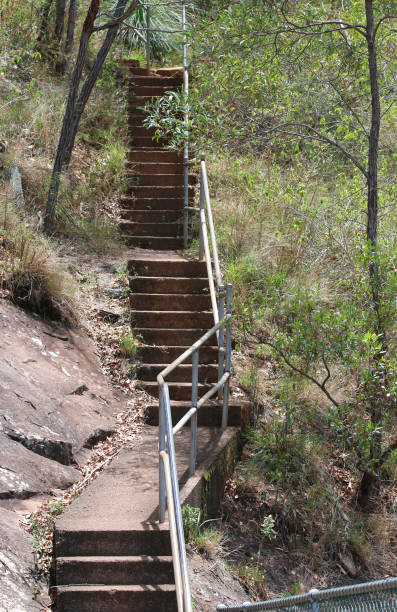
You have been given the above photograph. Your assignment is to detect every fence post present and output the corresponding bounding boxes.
[145,4,150,74]
[218,284,225,400]
[199,154,205,260]
[190,349,199,476]
[222,283,232,430]
[309,589,320,612]
[182,0,189,248]
[159,387,166,523]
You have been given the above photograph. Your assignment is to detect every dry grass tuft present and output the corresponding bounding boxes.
[0,198,79,325]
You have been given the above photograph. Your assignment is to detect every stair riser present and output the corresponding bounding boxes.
[129,86,179,96]
[53,589,177,612]
[146,404,245,427]
[128,76,182,86]
[136,364,218,383]
[128,174,196,187]
[131,312,213,329]
[122,210,182,223]
[129,136,169,148]
[135,329,217,346]
[138,345,218,364]
[130,277,208,294]
[121,221,180,237]
[55,530,171,557]
[130,294,211,311]
[124,237,184,249]
[128,260,206,277]
[127,162,184,174]
[131,186,194,198]
[56,558,174,586]
[128,151,182,163]
[121,197,187,210]
[140,382,213,401]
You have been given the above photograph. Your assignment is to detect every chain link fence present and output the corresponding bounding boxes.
[217,578,397,611]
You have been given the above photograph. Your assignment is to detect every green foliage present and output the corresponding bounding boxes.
[119,333,141,360]
[182,504,202,542]
[102,0,182,62]
[261,515,276,541]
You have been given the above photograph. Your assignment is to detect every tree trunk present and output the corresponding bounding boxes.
[55,0,67,42]
[44,0,133,234]
[37,0,54,50]
[65,0,78,56]
[356,0,383,512]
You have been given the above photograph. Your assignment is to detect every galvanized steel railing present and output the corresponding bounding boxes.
[216,578,397,611]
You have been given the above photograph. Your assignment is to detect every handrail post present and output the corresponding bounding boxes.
[199,154,205,260]
[159,387,166,522]
[222,284,233,430]
[190,349,199,476]
[217,284,225,400]
[163,386,192,611]
[182,0,189,248]
[145,4,150,74]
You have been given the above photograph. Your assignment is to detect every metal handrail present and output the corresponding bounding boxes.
[157,294,232,612]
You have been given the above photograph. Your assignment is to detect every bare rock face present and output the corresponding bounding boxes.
[0,508,43,612]
[0,300,123,610]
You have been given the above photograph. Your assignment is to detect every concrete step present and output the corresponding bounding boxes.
[131,186,195,198]
[121,209,182,223]
[136,363,218,383]
[140,381,214,401]
[128,125,158,137]
[53,584,177,612]
[128,76,182,86]
[120,221,181,237]
[131,311,213,329]
[129,85,179,96]
[127,161,184,174]
[130,276,208,294]
[135,328,217,346]
[128,259,207,278]
[129,95,166,107]
[128,150,182,163]
[121,197,186,211]
[55,528,171,558]
[146,399,251,427]
[138,345,218,364]
[128,174,196,187]
[124,236,184,249]
[56,555,174,585]
[130,293,211,311]
[129,136,167,148]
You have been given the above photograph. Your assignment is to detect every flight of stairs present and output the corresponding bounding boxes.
[51,62,249,611]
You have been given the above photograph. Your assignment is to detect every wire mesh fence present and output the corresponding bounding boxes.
[216,578,397,611]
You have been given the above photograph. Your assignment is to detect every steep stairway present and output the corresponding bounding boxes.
[52,62,250,611]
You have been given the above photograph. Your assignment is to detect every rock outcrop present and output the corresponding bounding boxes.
[0,299,123,610]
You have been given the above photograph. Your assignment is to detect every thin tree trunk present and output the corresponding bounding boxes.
[44,0,135,234]
[357,0,383,513]
[65,0,78,56]
[45,0,100,234]
[37,0,54,48]
[55,0,67,42]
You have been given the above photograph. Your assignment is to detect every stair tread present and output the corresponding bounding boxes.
[58,555,173,562]
[54,584,176,592]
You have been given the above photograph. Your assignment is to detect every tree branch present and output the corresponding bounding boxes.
[92,0,138,32]
[261,121,369,178]
[248,334,340,409]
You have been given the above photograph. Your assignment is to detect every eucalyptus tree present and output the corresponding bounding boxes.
[183,0,397,511]
[44,0,138,234]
